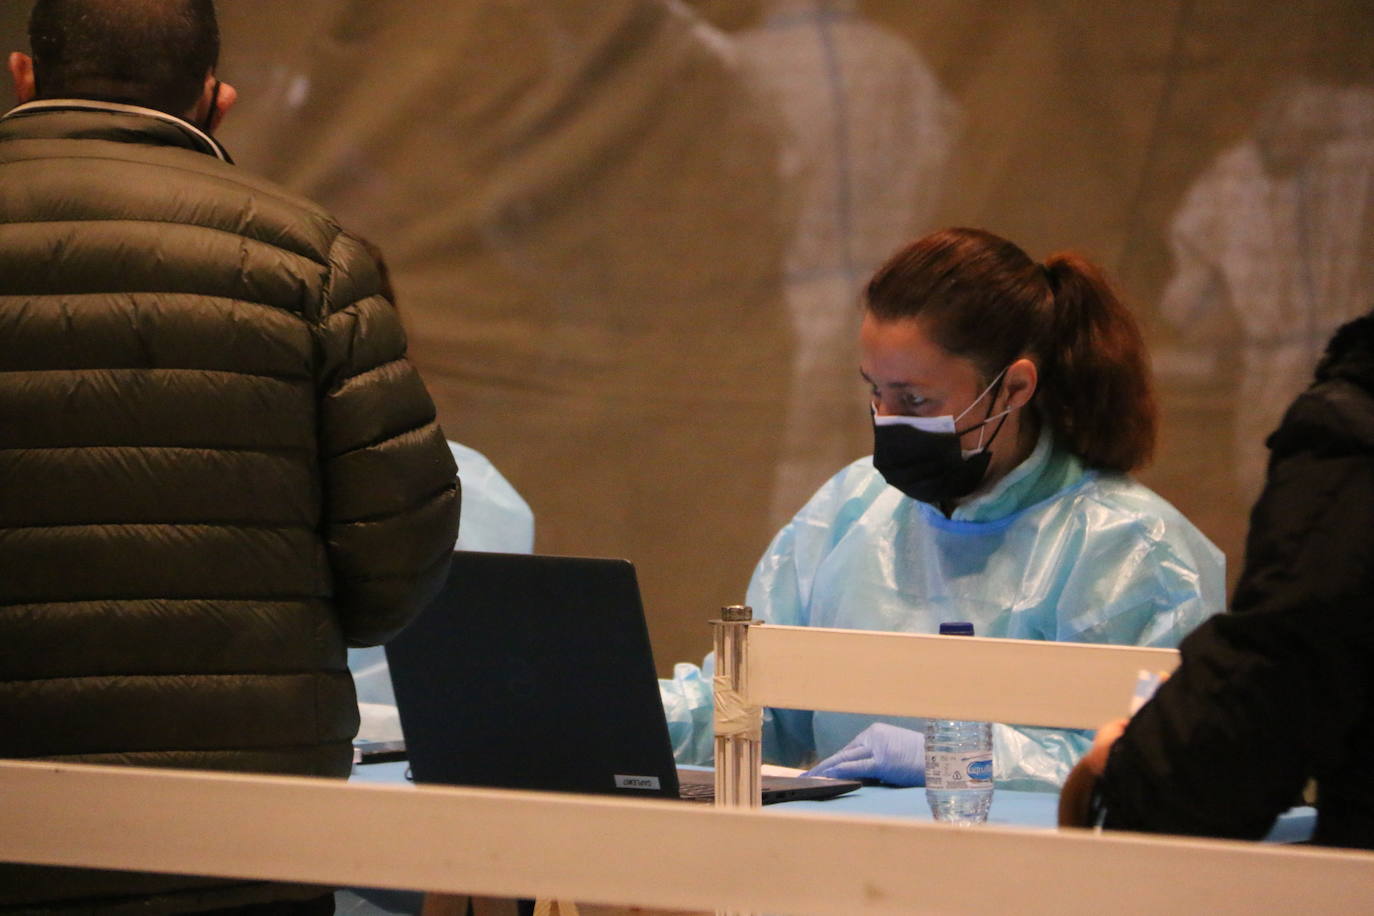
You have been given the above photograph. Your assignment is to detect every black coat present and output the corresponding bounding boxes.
[1100,313,1374,849]
[0,101,461,910]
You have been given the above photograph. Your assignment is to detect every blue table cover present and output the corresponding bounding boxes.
[349,760,1314,842]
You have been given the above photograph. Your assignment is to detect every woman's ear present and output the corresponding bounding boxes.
[1002,357,1039,411]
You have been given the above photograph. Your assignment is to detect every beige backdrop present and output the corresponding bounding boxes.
[5,1,1372,673]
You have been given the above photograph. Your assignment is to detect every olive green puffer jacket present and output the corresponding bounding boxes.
[0,100,461,911]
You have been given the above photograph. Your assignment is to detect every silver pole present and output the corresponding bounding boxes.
[713,604,760,916]
[712,604,761,810]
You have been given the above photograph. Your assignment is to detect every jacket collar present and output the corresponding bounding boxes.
[1265,311,1374,455]
[0,98,233,163]
[1316,312,1374,395]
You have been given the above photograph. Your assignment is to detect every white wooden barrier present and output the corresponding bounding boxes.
[709,623,1185,915]
[744,625,1179,728]
[3,759,1374,915]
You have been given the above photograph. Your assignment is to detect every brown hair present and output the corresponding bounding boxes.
[864,227,1156,472]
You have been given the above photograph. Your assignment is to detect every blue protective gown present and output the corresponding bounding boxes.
[661,429,1225,790]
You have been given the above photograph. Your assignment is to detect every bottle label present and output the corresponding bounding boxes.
[925,750,993,790]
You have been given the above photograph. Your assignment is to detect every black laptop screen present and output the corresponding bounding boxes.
[385,551,683,800]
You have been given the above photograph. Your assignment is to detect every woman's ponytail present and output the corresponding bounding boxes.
[1038,252,1156,471]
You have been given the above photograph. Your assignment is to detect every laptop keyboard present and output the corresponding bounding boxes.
[678,780,716,802]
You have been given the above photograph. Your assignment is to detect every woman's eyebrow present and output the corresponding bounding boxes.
[859,368,919,389]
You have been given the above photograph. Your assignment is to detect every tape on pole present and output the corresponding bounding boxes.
[713,675,763,740]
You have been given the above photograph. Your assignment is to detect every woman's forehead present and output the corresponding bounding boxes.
[859,314,979,388]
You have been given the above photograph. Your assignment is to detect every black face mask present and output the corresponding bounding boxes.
[871,372,1011,504]
[872,421,996,504]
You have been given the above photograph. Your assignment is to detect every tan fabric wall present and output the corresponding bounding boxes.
[4,1,1371,673]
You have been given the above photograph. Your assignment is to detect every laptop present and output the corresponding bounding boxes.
[384,550,861,805]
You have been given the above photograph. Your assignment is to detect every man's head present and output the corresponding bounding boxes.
[9,0,234,128]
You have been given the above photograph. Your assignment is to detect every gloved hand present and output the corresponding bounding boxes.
[802,723,926,786]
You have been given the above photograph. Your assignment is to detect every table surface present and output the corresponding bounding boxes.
[349,760,1315,843]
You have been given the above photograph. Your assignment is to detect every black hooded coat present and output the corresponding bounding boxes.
[1100,313,1374,850]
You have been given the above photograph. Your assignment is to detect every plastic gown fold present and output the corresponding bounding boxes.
[661,432,1225,790]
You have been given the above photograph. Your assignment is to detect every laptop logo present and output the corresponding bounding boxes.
[615,774,662,790]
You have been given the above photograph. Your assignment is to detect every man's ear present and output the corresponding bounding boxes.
[9,52,36,104]
[211,80,238,131]
[192,72,237,131]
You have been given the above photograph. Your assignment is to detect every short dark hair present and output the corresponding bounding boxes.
[28,0,219,116]
[866,228,1157,472]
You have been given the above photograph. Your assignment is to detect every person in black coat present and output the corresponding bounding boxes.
[1060,311,1374,850]
[0,1,460,911]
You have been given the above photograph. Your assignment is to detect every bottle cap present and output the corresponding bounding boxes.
[938,621,975,636]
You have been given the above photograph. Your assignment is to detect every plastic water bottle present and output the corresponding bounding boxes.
[924,621,994,825]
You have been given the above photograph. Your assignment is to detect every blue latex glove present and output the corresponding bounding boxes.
[802,723,926,786]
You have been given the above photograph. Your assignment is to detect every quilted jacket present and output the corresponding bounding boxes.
[0,100,461,911]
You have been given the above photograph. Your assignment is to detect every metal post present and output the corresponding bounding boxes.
[712,605,761,811]
[712,605,760,916]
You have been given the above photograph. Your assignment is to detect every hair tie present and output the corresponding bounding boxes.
[1040,262,1056,293]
